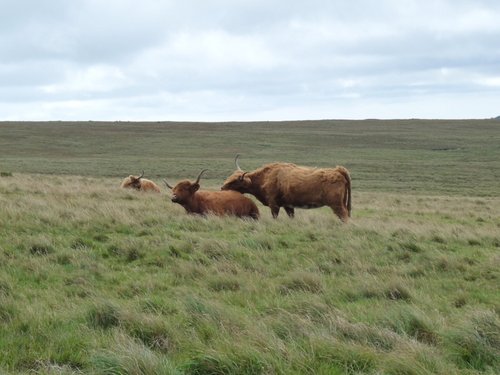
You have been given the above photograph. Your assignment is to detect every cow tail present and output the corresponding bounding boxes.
[337,166,351,217]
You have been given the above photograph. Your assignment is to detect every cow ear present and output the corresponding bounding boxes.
[191,183,200,192]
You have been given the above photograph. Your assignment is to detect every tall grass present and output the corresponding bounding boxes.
[0,174,498,374]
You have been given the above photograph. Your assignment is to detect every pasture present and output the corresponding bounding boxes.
[0,120,499,374]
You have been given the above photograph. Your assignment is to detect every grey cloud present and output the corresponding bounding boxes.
[1,0,499,120]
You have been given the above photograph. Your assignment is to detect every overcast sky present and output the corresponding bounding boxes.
[1,0,499,121]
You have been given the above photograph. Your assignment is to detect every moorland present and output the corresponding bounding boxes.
[0,119,499,374]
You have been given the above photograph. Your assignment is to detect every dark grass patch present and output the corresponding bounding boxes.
[386,241,423,256]
[385,284,412,301]
[467,238,482,246]
[182,352,267,375]
[207,276,241,292]
[0,279,12,297]
[0,303,17,323]
[126,247,143,262]
[318,255,343,274]
[239,236,275,251]
[56,254,72,265]
[407,266,426,278]
[279,272,324,295]
[87,302,121,329]
[0,171,13,177]
[105,244,124,258]
[138,229,152,236]
[436,257,451,272]
[124,316,177,353]
[71,237,93,250]
[431,235,446,244]
[168,241,194,258]
[104,243,143,262]
[93,233,109,243]
[454,296,467,308]
[141,298,179,316]
[29,243,54,256]
[399,241,423,253]
[341,288,382,303]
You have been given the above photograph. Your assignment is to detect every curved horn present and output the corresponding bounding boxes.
[163,179,173,189]
[235,154,242,171]
[194,169,208,185]
[239,171,248,181]
[138,170,145,179]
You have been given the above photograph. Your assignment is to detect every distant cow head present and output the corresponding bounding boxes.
[221,154,253,191]
[122,171,144,190]
[164,169,207,204]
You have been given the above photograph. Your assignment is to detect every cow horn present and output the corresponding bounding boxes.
[239,172,248,181]
[235,154,242,171]
[163,179,173,189]
[138,170,145,179]
[195,169,208,184]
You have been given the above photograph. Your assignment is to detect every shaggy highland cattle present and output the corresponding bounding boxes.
[221,155,351,222]
[120,171,161,193]
[164,169,259,219]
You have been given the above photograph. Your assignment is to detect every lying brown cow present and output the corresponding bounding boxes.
[221,155,351,222]
[120,171,161,193]
[164,169,259,219]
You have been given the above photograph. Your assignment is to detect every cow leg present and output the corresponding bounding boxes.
[270,205,280,218]
[284,207,295,218]
[331,205,349,223]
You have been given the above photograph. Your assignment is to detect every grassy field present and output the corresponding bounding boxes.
[0,120,499,374]
[1,119,499,195]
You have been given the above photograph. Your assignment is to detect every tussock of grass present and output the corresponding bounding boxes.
[384,283,413,301]
[0,303,17,323]
[446,310,500,371]
[308,338,377,374]
[87,302,121,330]
[28,237,55,256]
[0,278,12,297]
[91,333,179,375]
[182,351,267,375]
[207,275,241,292]
[279,272,324,295]
[383,306,438,345]
[123,315,176,353]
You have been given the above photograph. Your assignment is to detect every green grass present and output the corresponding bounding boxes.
[0,120,499,374]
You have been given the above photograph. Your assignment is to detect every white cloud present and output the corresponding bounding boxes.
[41,65,130,94]
[475,76,500,87]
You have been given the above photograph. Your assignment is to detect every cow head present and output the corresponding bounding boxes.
[123,171,144,189]
[221,154,252,192]
[164,169,207,204]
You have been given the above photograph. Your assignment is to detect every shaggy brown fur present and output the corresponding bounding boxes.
[221,158,351,222]
[120,172,161,193]
[164,170,259,219]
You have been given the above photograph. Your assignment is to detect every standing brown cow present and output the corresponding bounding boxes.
[221,155,351,222]
[120,171,161,193]
[164,169,259,219]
